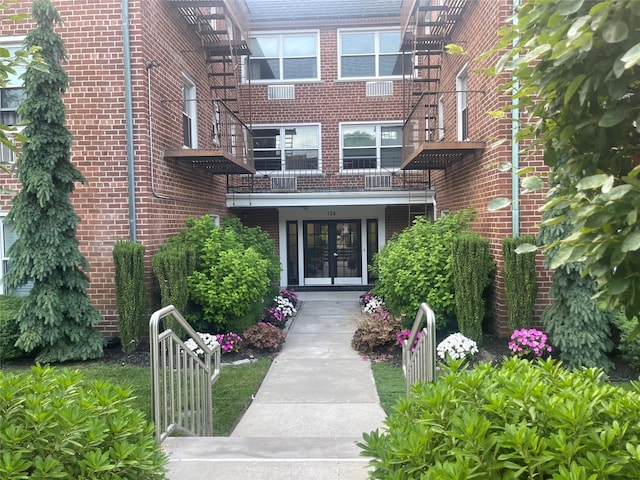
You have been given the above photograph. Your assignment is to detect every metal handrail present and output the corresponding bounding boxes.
[402,302,437,395]
[149,305,221,443]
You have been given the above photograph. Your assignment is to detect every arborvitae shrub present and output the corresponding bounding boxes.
[502,235,537,330]
[452,233,494,343]
[612,314,640,370]
[360,357,640,479]
[113,241,147,353]
[0,365,167,478]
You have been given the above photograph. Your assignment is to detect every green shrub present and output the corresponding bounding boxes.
[360,357,640,479]
[613,314,640,370]
[113,241,147,353]
[189,228,270,330]
[222,217,281,284]
[352,309,402,354]
[373,209,474,328]
[502,235,537,330]
[540,198,614,371]
[0,365,167,479]
[452,233,494,343]
[242,322,286,352]
[0,295,24,363]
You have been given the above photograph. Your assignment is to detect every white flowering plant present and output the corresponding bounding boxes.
[362,293,385,315]
[274,295,297,318]
[436,332,479,362]
[184,332,243,357]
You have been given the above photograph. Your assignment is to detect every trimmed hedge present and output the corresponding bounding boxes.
[502,235,537,330]
[452,233,494,343]
[0,295,24,363]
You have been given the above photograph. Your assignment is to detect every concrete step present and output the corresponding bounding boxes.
[163,436,372,480]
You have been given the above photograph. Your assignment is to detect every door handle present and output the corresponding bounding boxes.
[333,252,339,257]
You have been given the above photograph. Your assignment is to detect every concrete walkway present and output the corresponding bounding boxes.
[163,290,387,479]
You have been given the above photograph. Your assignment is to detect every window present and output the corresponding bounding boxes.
[253,125,320,172]
[182,74,197,148]
[248,33,318,82]
[1,39,27,164]
[1,218,30,296]
[341,123,402,170]
[339,30,411,79]
[457,66,468,141]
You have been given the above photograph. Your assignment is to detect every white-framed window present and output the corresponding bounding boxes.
[252,124,320,172]
[438,95,445,140]
[1,37,27,164]
[182,73,197,148]
[456,65,468,141]
[338,29,411,79]
[340,122,402,171]
[212,100,221,147]
[0,217,30,296]
[247,32,319,82]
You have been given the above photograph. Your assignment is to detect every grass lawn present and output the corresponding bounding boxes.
[1,357,273,437]
[370,360,405,415]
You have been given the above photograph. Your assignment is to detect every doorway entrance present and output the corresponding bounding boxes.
[303,220,362,285]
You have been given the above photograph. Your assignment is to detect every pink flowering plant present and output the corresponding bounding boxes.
[508,328,552,358]
[184,331,243,356]
[261,293,297,328]
[396,330,423,352]
[279,288,298,304]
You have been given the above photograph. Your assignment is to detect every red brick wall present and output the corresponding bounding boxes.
[1,1,233,336]
[427,0,551,336]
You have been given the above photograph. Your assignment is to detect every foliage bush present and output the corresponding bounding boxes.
[113,240,147,353]
[222,217,281,284]
[373,209,474,328]
[452,233,494,343]
[189,228,270,330]
[540,198,614,371]
[352,309,402,354]
[242,322,286,353]
[502,235,538,330]
[360,357,640,479]
[0,365,167,479]
[612,314,640,370]
[0,295,24,363]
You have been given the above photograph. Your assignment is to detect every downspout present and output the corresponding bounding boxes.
[511,0,520,237]
[122,0,137,242]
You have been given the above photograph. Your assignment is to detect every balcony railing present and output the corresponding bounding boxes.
[163,99,255,174]
[401,90,485,170]
[226,166,436,194]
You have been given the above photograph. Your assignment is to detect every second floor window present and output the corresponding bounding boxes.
[456,66,469,141]
[253,125,320,172]
[341,123,402,170]
[182,74,197,148]
[339,30,410,79]
[248,33,319,82]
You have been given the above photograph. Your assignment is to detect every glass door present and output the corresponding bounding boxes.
[303,220,362,285]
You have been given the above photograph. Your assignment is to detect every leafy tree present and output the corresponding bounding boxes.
[490,0,640,318]
[5,0,104,362]
[539,187,614,372]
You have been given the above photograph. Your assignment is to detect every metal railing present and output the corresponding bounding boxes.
[402,302,437,395]
[149,305,221,443]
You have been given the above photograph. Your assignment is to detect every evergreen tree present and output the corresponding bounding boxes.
[539,183,614,372]
[5,0,104,362]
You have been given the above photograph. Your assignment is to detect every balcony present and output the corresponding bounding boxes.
[226,167,435,194]
[163,100,255,174]
[401,90,485,171]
